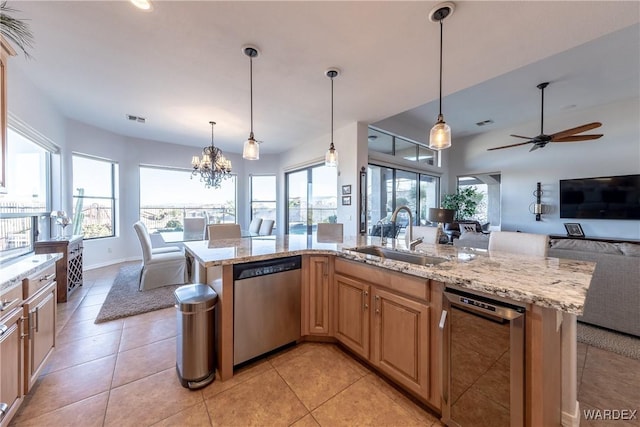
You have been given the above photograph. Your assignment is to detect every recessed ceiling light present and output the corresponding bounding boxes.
[130,0,152,11]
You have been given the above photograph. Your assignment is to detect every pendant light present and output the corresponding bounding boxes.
[325,68,340,167]
[242,45,260,160]
[428,2,455,151]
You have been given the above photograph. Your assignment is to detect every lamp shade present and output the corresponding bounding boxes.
[428,208,455,224]
[243,136,259,160]
[428,119,451,150]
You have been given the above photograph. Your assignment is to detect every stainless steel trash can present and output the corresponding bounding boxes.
[175,284,218,389]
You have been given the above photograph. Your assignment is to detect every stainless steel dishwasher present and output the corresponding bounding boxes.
[440,286,525,427]
[233,255,301,365]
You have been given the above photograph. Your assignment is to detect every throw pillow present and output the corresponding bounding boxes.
[459,231,489,241]
[615,242,640,257]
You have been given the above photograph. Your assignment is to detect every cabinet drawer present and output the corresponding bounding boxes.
[23,264,56,299]
[335,258,430,301]
[0,284,22,314]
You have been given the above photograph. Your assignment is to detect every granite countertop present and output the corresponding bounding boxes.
[184,235,596,315]
[1,253,62,295]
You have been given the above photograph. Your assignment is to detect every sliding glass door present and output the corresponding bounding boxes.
[367,164,440,236]
[286,164,337,234]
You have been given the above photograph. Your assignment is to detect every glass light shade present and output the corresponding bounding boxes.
[428,119,451,150]
[130,0,152,10]
[191,156,200,167]
[325,146,338,167]
[243,137,260,160]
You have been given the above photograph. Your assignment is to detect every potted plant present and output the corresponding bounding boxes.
[441,187,482,221]
[1,1,34,58]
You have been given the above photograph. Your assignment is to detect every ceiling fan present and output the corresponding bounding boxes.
[487,82,603,152]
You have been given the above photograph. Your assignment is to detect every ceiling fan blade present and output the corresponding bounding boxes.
[553,134,604,143]
[487,141,533,151]
[551,122,602,140]
[510,134,534,139]
[529,144,541,152]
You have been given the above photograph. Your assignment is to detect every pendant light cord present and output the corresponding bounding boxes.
[331,76,334,145]
[211,121,215,147]
[438,19,443,117]
[250,55,254,135]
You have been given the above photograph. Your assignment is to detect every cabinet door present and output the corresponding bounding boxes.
[0,307,24,427]
[371,287,430,398]
[24,282,56,393]
[334,274,370,359]
[307,256,331,335]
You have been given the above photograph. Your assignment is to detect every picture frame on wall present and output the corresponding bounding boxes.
[564,223,585,238]
[342,196,351,206]
[342,185,351,195]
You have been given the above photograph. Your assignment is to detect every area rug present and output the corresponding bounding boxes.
[577,322,640,360]
[95,264,180,323]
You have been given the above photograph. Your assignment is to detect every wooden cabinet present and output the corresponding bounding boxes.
[370,286,430,398]
[0,306,24,427]
[333,258,437,407]
[22,265,56,393]
[303,255,332,336]
[334,274,370,359]
[35,235,83,302]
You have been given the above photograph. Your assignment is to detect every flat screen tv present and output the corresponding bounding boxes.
[559,174,640,220]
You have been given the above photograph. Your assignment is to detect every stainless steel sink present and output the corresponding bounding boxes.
[347,246,449,266]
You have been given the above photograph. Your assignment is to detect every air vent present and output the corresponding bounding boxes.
[475,119,494,127]
[126,114,146,123]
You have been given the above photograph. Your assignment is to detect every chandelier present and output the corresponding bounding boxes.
[191,121,232,189]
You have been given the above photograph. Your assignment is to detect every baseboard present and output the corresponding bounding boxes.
[84,256,140,271]
[562,401,580,427]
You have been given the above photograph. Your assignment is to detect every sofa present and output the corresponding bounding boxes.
[454,235,640,337]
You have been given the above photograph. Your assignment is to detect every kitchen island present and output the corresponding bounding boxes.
[184,234,595,427]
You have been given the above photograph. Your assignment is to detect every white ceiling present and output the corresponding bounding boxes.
[10,1,640,155]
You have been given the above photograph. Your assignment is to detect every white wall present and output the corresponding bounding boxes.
[449,97,640,239]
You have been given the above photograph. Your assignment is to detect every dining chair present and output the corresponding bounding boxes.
[133,221,187,291]
[183,217,207,240]
[137,221,182,255]
[488,231,549,257]
[248,218,263,235]
[207,223,241,240]
[258,219,275,236]
[317,223,343,243]
[405,226,439,247]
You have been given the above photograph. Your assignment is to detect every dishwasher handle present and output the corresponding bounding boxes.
[233,255,301,280]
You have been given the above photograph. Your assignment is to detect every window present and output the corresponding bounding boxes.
[73,154,118,239]
[286,164,337,235]
[139,166,236,233]
[456,174,501,227]
[368,127,437,166]
[0,128,51,262]
[250,175,276,228]
[367,164,439,234]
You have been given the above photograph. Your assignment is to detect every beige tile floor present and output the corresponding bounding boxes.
[10,262,640,427]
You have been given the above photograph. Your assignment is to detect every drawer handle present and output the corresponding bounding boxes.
[0,402,9,421]
[0,298,19,311]
[19,316,29,338]
[40,273,55,282]
[0,324,7,336]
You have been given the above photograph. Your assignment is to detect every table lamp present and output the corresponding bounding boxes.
[428,208,455,244]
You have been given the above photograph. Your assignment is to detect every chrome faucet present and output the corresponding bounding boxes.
[390,205,420,249]
[376,219,387,246]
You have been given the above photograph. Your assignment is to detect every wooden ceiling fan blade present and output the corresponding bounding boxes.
[551,122,602,140]
[510,134,534,139]
[553,134,603,142]
[487,141,532,151]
